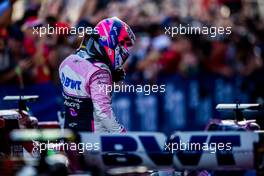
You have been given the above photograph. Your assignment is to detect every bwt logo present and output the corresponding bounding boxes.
[61,72,81,90]
[99,135,241,167]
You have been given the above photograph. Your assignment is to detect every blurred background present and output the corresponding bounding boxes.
[0,0,263,134]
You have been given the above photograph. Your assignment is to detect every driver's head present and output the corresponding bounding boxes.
[95,17,136,70]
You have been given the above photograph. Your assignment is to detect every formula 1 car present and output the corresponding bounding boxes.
[0,100,264,176]
[206,103,263,131]
[0,96,39,156]
[7,129,264,176]
[0,95,61,175]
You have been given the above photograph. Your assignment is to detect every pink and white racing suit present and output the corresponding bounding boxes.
[59,50,125,133]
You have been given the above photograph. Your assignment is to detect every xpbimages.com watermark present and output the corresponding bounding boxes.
[165,141,232,154]
[164,24,232,38]
[32,140,100,154]
[32,24,99,37]
[99,82,166,96]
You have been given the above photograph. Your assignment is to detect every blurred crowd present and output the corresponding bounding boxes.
[0,0,263,101]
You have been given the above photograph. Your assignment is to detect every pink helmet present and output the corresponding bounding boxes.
[95,17,136,70]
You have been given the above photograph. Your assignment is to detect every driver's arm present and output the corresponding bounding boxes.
[89,69,126,133]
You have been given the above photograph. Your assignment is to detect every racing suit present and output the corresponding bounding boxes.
[59,49,125,133]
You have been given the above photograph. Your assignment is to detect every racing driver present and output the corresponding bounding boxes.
[59,17,135,133]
